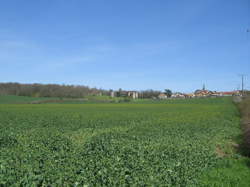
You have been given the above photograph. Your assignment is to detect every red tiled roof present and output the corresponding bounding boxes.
[220,91,237,95]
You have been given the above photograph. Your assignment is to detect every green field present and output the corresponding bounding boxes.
[0,97,249,186]
[0,95,60,104]
[0,95,129,104]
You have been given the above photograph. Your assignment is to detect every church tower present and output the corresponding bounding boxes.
[202,84,206,91]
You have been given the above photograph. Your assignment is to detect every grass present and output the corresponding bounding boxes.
[0,95,60,104]
[200,158,250,187]
[238,96,250,156]
[199,96,250,187]
[0,95,131,104]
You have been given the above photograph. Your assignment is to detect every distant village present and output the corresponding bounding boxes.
[0,82,244,100]
[110,85,242,99]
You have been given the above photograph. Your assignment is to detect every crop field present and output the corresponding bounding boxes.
[0,95,60,104]
[0,95,128,104]
[0,98,248,186]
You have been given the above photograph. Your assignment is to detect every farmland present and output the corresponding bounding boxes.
[0,95,60,104]
[0,97,249,186]
[0,95,129,104]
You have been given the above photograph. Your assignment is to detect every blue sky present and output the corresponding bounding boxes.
[0,0,249,92]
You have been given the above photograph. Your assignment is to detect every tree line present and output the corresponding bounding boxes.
[0,82,167,99]
[0,83,109,98]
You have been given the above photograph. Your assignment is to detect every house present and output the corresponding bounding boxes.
[219,91,241,96]
[194,89,213,97]
[158,93,168,99]
[186,93,195,98]
[171,92,186,98]
[110,90,139,99]
[128,91,139,99]
[210,92,221,97]
[110,91,115,97]
[194,84,214,97]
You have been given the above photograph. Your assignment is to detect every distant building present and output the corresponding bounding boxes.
[186,93,195,98]
[219,91,241,96]
[194,89,212,97]
[210,92,221,97]
[110,90,139,99]
[194,84,214,97]
[194,88,241,98]
[158,93,168,99]
[128,91,139,99]
[202,84,206,91]
[110,91,115,97]
[171,92,186,98]
[119,91,128,97]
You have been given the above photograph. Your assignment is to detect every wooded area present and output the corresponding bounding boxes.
[0,83,162,99]
[0,83,108,98]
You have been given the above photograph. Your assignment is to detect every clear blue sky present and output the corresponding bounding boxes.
[0,0,249,92]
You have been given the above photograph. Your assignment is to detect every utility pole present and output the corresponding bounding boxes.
[239,74,246,96]
[239,30,250,96]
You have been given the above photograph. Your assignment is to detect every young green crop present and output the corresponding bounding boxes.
[0,98,242,186]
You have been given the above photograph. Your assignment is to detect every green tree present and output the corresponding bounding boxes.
[164,89,172,98]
